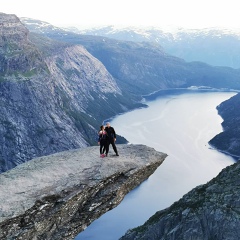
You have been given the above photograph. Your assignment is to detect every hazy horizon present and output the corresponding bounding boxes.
[1,0,240,31]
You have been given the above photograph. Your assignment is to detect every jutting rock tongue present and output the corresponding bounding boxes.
[0,144,167,240]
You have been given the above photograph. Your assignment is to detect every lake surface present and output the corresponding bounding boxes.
[76,90,236,240]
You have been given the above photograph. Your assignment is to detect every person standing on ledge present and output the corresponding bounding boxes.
[98,125,108,158]
[105,122,119,156]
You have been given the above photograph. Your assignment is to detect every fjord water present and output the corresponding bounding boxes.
[76,90,236,240]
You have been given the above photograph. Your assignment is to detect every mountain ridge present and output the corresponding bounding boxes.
[57,24,240,69]
[20,18,240,94]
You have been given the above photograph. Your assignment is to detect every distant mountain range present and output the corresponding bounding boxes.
[20,18,240,93]
[21,18,240,69]
[61,25,240,69]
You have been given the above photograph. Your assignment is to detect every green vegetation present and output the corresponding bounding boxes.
[0,76,5,82]
[21,69,37,78]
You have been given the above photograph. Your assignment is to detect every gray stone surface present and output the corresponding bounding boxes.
[0,144,167,240]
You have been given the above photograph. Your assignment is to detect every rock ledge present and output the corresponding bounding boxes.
[0,144,167,240]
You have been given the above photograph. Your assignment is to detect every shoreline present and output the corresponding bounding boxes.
[208,143,240,161]
[142,86,239,101]
[105,87,239,156]
[104,87,238,124]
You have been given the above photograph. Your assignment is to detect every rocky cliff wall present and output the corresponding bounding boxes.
[120,158,240,240]
[0,144,167,240]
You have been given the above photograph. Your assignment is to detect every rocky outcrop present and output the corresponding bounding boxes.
[0,144,167,240]
[209,92,240,158]
[120,159,240,240]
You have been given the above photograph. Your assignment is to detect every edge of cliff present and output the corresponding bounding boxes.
[0,144,167,240]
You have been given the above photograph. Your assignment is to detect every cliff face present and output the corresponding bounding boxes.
[0,13,142,172]
[120,159,240,240]
[0,144,167,240]
[0,13,46,74]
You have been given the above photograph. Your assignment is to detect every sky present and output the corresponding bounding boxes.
[0,0,240,30]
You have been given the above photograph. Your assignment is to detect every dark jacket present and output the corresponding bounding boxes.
[98,131,108,142]
[105,126,116,139]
